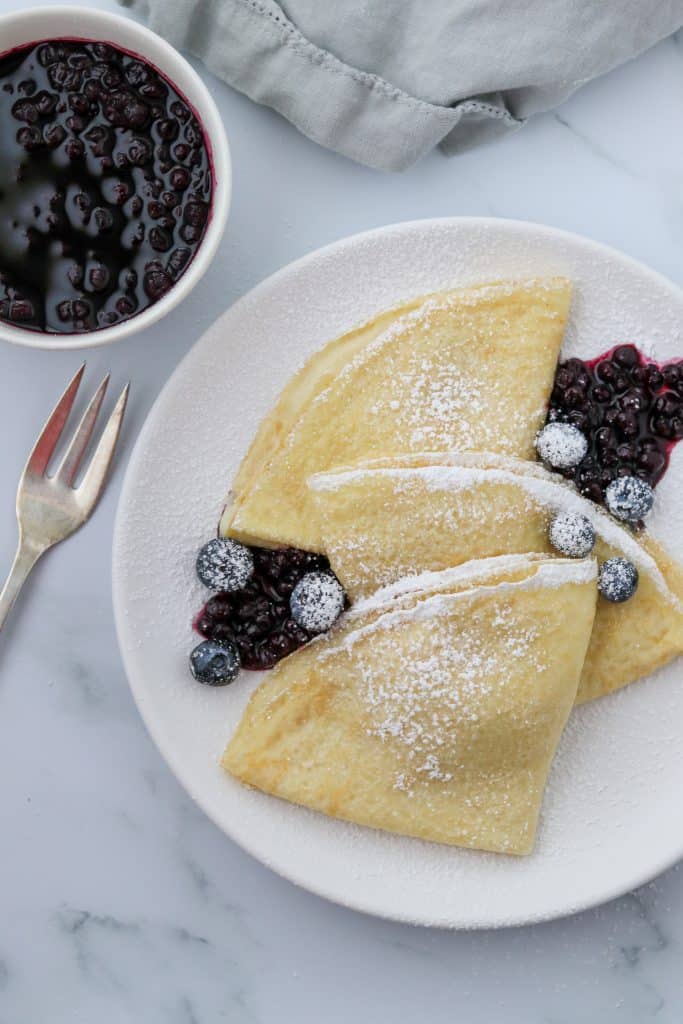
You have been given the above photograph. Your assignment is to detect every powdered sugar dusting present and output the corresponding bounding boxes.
[290,572,345,633]
[535,421,587,469]
[323,560,596,659]
[304,278,567,456]
[350,554,595,620]
[353,595,546,793]
[310,453,681,609]
[351,553,548,615]
[313,560,593,790]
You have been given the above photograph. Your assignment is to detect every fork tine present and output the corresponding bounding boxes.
[25,363,85,477]
[76,382,130,510]
[55,373,110,487]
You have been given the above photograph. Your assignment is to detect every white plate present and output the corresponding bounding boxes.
[113,218,683,929]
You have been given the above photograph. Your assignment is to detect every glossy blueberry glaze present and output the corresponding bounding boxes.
[195,546,345,671]
[547,344,683,505]
[0,39,212,334]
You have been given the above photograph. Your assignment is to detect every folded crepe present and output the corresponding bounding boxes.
[223,555,597,855]
[221,277,572,551]
[309,452,683,703]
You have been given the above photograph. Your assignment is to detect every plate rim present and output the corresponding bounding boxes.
[113,215,683,929]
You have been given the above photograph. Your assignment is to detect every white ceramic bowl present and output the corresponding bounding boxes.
[0,5,231,349]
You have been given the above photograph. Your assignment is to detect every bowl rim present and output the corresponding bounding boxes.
[0,4,232,350]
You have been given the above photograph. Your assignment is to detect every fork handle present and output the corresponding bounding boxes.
[0,536,45,632]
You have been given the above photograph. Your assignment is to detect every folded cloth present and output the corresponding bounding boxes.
[120,0,683,171]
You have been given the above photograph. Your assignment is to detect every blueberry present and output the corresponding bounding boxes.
[290,572,344,634]
[663,364,681,388]
[180,223,202,244]
[171,100,190,122]
[620,389,646,413]
[616,443,636,461]
[183,201,208,227]
[157,117,179,140]
[167,247,191,278]
[16,126,43,151]
[67,263,84,288]
[84,124,113,156]
[149,227,172,252]
[69,93,90,115]
[88,263,110,291]
[535,422,588,470]
[568,410,589,432]
[12,98,38,123]
[115,296,136,317]
[143,269,172,299]
[140,80,168,100]
[170,166,190,190]
[190,639,240,685]
[43,123,66,149]
[604,476,655,522]
[596,360,617,385]
[613,345,639,369]
[127,136,153,165]
[196,538,254,592]
[592,386,611,404]
[92,207,114,234]
[598,558,639,603]
[596,427,615,450]
[123,99,149,130]
[645,365,664,392]
[653,416,675,440]
[125,61,149,87]
[9,299,35,322]
[614,410,638,438]
[548,511,596,558]
[66,114,87,134]
[64,137,85,160]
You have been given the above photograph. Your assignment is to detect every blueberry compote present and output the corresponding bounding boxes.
[0,40,212,333]
[547,344,683,506]
[195,546,343,670]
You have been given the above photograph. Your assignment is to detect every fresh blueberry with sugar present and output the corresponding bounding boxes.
[196,538,254,592]
[604,476,654,523]
[548,511,596,558]
[598,558,639,603]
[190,639,241,685]
[290,572,345,634]
[535,422,588,470]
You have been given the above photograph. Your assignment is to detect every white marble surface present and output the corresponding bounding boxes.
[2,1,683,1018]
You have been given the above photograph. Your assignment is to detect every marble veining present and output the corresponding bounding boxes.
[1,0,683,1020]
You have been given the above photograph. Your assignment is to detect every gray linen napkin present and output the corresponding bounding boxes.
[121,0,683,171]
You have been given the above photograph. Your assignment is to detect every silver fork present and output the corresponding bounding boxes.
[0,364,129,632]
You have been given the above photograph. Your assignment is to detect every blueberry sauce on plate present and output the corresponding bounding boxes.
[547,344,683,507]
[0,39,212,334]
[195,546,346,671]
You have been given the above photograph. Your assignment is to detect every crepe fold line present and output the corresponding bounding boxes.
[309,451,683,703]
